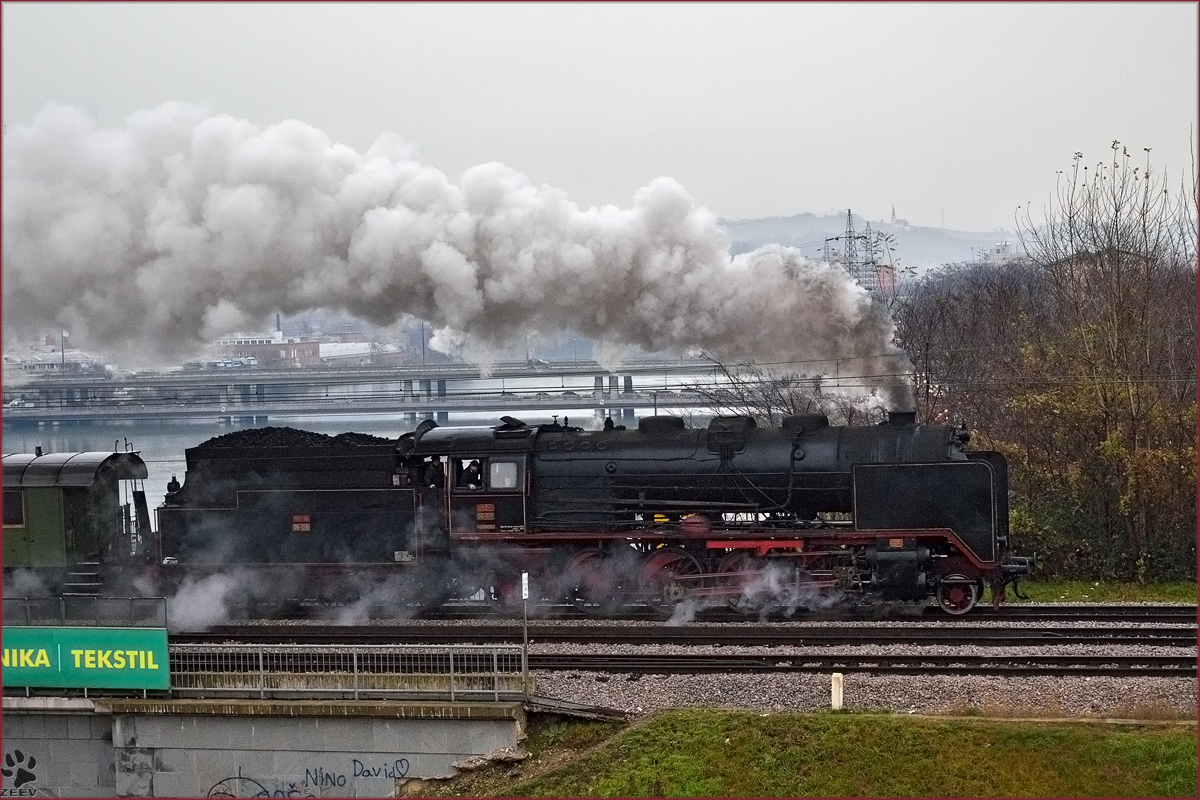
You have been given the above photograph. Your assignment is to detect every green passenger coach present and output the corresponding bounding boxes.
[2,451,152,595]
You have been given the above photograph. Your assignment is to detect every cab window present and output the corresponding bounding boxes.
[489,460,521,490]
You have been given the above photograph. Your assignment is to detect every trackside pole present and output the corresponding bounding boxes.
[522,571,530,698]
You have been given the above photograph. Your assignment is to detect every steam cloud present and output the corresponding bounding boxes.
[165,571,248,632]
[2,569,52,598]
[2,102,913,408]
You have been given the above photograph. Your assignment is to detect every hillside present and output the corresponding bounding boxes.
[722,211,1017,271]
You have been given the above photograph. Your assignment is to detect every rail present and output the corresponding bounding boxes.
[181,622,1198,648]
[167,643,529,702]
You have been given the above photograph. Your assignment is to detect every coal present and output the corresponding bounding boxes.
[196,426,393,449]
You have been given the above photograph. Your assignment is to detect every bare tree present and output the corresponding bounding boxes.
[894,141,1196,580]
[681,353,889,426]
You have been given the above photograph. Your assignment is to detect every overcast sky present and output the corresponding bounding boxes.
[3,1,1197,232]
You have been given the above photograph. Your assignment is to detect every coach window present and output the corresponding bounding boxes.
[3,490,25,527]
[489,460,522,491]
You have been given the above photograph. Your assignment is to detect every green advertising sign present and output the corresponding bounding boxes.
[2,626,169,690]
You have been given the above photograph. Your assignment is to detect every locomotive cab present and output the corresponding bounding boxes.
[401,418,534,537]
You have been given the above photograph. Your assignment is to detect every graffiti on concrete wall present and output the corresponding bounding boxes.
[302,758,410,787]
[207,769,314,799]
[206,757,411,798]
[1,749,39,797]
[351,759,410,780]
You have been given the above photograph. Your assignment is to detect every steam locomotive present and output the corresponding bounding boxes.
[4,411,1034,619]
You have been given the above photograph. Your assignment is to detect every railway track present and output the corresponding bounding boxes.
[966,605,1197,623]
[377,602,1198,625]
[530,652,1198,678]
[179,622,1197,648]
[169,606,1197,682]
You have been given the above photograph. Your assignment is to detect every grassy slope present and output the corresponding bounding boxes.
[1006,579,1197,603]
[457,711,1197,798]
[418,581,1199,797]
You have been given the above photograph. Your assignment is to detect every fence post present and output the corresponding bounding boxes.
[258,649,265,700]
[448,649,455,702]
[353,650,359,701]
[522,574,530,700]
[493,650,499,701]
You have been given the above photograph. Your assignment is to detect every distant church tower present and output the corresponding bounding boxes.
[890,204,897,225]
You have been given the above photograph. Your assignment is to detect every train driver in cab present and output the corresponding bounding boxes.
[424,456,445,488]
[460,459,483,490]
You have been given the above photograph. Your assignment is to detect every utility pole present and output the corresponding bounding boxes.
[827,210,874,289]
[521,571,529,698]
[844,209,858,276]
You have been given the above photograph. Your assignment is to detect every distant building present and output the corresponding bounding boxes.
[2,350,108,399]
[324,326,370,344]
[983,241,1015,264]
[319,342,373,366]
[215,331,321,368]
[875,262,896,295]
[319,342,407,367]
[976,241,1032,266]
[2,350,107,378]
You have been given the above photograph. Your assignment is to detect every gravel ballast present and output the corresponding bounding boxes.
[533,670,1198,718]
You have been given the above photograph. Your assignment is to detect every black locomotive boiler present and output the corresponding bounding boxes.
[153,411,1033,617]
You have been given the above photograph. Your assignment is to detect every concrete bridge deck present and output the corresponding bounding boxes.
[1,390,704,424]
[3,358,717,424]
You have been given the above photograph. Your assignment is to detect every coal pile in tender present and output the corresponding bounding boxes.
[196,426,394,449]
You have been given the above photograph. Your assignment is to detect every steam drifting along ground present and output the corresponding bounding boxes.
[2,102,913,409]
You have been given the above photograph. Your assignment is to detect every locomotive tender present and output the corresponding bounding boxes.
[4,411,1034,618]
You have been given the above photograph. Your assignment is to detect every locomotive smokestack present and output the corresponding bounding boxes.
[886,411,917,427]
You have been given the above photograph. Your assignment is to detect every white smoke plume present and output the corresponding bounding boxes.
[665,596,716,627]
[164,570,248,632]
[321,572,427,625]
[2,102,913,409]
[2,569,53,598]
[733,561,847,620]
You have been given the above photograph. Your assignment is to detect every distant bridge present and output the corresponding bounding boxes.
[2,358,718,425]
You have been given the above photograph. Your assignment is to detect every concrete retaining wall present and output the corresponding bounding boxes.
[1,698,115,798]
[3,698,525,798]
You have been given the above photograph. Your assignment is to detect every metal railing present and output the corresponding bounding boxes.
[2,596,168,628]
[168,643,528,702]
